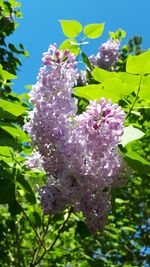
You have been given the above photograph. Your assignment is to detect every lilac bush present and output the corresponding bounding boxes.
[89,38,120,70]
[24,43,126,232]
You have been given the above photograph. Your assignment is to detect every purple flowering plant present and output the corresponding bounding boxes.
[1,7,150,266]
[24,21,146,234]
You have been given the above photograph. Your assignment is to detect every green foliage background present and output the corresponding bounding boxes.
[0,1,150,266]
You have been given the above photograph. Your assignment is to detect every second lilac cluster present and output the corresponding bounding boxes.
[89,38,120,70]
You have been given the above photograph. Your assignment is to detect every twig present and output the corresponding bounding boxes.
[29,216,51,266]
[30,207,73,267]
[21,207,46,252]
[126,74,143,119]
[15,221,22,267]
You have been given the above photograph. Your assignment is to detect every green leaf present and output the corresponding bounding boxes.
[140,75,150,100]
[92,68,141,97]
[75,84,104,100]
[23,50,29,57]
[92,68,141,95]
[17,174,36,204]
[0,64,17,80]
[59,39,80,56]
[0,168,15,204]
[75,221,90,238]
[75,81,123,102]
[104,230,118,240]
[0,131,19,149]
[81,52,93,71]
[59,20,82,38]
[120,126,145,147]
[0,146,12,157]
[29,212,41,227]
[0,122,29,142]
[140,85,150,100]
[117,72,140,84]
[115,198,129,204]
[118,72,142,96]
[14,10,22,18]
[122,226,136,233]
[125,151,150,173]
[83,23,104,39]
[8,200,22,215]
[102,78,126,98]
[126,50,150,74]
[109,28,126,40]
[9,0,21,8]
[80,261,91,267]
[0,99,26,119]
[0,178,15,204]
[92,67,116,82]
[24,84,32,90]
[0,109,17,120]
[18,93,30,102]
[142,74,150,86]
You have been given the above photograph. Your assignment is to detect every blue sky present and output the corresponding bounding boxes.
[8,0,150,93]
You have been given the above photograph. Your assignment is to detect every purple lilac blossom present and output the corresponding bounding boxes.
[26,151,43,170]
[77,70,87,86]
[25,44,126,233]
[24,44,78,178]
[89,38,120,70]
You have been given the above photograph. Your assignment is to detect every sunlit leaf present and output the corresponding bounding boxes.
[92,67,116,82]
[115,198,129,204]
[126,50,150,74]
[109,28,126,40]
[75,79,126,102]
[59,20,82,38]
[59,39,80,56]
[0,146,12,157]
[120,126,145,147]
[0,64,17,80]
[122,226,136,233]
[83,23,104,39]
[0,99,26,118]
[24,84,32,90]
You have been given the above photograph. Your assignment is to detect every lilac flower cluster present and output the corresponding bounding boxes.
[24,44,78,178]
[89,38,120,70]
[24,44,125,232]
